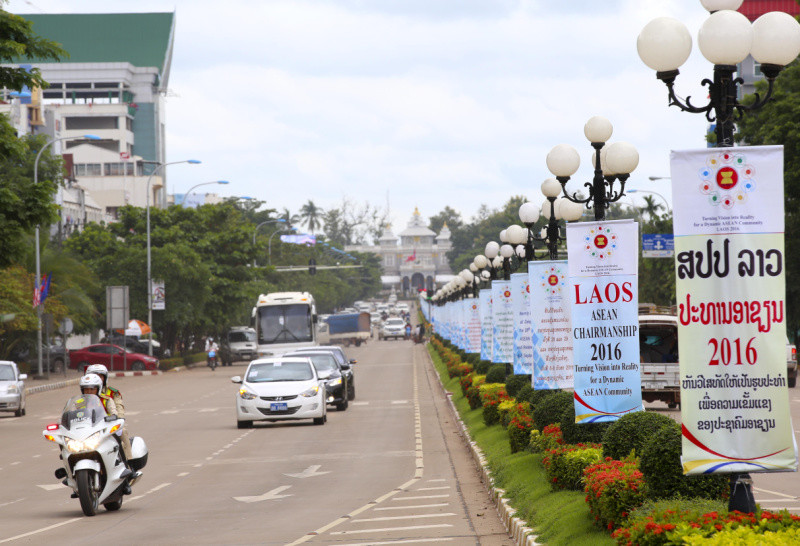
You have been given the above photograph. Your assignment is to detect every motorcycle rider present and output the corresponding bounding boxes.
[206,336,219,369]
[80,373,118,415]
[86,364,132,462]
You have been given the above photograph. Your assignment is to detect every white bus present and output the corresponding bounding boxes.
[252,292,319,357]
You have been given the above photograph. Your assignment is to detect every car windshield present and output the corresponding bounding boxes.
[229,331,256,343]
[60,394,107,430]
[0,365,15,381]
[639,327,678,363]
[291,353,338,372]
[257,304,313,345]
[246,361,314,383]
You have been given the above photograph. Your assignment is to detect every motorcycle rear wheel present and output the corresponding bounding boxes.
[76,469,98,516]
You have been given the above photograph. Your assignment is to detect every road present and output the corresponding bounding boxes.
[0,339,512,545]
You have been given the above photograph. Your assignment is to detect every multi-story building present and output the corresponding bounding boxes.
[346,209,455,294]
[1,12,176,231]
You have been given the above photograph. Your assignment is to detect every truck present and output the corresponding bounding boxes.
[639,312,681,408]
[252,292,318,358]
[318,312,371,347]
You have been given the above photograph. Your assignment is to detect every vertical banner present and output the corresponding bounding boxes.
[151,279,165,310]
[567,219,642,423]
[511,273,533,374]
[492,280,514,364]
[529,260,574,390]
[479,289,492,361]
[671,145,796,474]
[467,298,481,354]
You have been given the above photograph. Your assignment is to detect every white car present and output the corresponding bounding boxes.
[0,361,27,417]
[381,317,407,340]
[232,357,327,428]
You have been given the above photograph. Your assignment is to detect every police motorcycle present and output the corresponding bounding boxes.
[43,394,148,516]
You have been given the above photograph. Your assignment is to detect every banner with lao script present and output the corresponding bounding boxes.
[479,289,492,361]
[567,219,643,423]
[457,299,467,350]
[491,280,514,364]
[671,145,796,475]
[467,298,481,354]
[511,273,533,374]
[529,260,574,390]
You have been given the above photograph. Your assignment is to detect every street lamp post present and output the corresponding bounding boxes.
[252,219,286,266]
[546,116,640,221]
[268,226,297,265]
[146,159,201,356]
[33,134,101,377]
[638,1,800,514]
[179,180,229,206]
[637,2,800,147]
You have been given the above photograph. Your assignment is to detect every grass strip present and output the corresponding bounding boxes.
[428,345,613,546]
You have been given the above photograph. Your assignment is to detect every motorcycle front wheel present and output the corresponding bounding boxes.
[76,469,98,516]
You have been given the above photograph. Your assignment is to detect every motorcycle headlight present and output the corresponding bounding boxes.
[327,377,342,386]
[66,431,102,453]
[300,385,320,398]
[239,388,257,400]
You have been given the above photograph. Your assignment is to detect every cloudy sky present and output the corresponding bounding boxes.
[7,0,717,233]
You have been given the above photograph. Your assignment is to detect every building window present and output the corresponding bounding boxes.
[65,116,118,130]
[75,163,101,176]
[385,254,395,266]
[104,163,135,176]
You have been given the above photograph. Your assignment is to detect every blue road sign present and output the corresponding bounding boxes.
[642,233,674,258]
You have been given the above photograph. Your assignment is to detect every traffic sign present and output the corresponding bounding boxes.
[642,233,674,258]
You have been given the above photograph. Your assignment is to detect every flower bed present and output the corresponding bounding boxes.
[529,423,564,453]
[542,443,602,491]
[583,457,647,531]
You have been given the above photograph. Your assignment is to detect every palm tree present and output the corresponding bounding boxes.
[299,201,324,234]
[641,195,664,220]
[279,208,300,228]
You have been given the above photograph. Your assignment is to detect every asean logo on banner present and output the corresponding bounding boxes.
[471,303,478,311]
[698,151,756,210]
[499,288,512,304]
[540,265,567,295]
[584,225,617,260]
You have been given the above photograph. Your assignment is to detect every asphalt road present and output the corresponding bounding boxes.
[0,340,513,546]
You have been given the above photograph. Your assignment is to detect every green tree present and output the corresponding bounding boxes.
[640,195,665,220]
[736,58,800,336]
[428,206,463,234]
[299,200,323,234]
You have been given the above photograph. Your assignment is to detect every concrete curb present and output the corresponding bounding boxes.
[431,362,541,546]
[25,370,162,396]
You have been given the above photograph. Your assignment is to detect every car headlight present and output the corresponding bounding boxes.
[300,385,320,397]
[239,389,257,400]
[66,431,102,453]
[327,377,342,386]
[5,385,19,394]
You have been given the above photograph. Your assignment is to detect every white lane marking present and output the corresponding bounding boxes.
[374,503,449,511]
[330,524,452,535]
[426,478,445,482]
[351,402,369,406]
[199,408,217,413]
[391,400,408,404]
[36,484,63,491]
[10,462,20,466]
[32,455,41,459]
[159,410,179,414]
[177,472,189,477]
[0,498,25,508]
[125,411,141,416]
[754,487,799,499]
[391,494,450,501]
[339,538,453,546]
[233,485,292,503]
[353,513,456,523]
[415,486,450,491]
[193,464,202,468]
[127,482,171,503]
[0,518,82,544]
[284,465,330,479]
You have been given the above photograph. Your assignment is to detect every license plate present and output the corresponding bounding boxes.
[270,403,288,411]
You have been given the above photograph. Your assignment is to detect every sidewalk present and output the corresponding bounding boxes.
[24,367,163,396]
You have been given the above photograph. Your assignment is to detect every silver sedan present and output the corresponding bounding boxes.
[0,361,27,417]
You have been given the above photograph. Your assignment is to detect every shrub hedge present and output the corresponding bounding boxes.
[543,444,602,491]
[533,390,573,430]
[559,405,613,445]
[504,374,531,398]
[485,364,507,384]
[602,410,676,460]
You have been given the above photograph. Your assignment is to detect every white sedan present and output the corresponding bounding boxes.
[232,357,327,428]
[0,361,27,417]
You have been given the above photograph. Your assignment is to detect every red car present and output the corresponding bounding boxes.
[69,344,159,372]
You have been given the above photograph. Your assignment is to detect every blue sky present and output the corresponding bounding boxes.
[8,0,717,234]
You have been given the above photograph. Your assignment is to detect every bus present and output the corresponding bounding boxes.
[252,292,319,357]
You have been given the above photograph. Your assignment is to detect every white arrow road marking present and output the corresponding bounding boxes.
[284,465,330,479]
[37,484,63,491]
[234,485,292,503]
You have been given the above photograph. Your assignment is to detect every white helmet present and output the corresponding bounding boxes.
[80,373,103,392]
[86,364,108,386]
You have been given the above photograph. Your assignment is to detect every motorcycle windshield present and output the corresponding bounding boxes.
[60,394,107,430]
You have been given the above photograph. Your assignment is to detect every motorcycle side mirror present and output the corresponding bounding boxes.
[104,415,119,422]
[231,376,242,384]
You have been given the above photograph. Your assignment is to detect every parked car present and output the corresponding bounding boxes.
[297,345,357,400]
[220,326,257,366]
[0,361,27,417]
[107,334,162,357]
[380,317,406,340]
[285,350,352,410]
[787,338,797,388]
[231,357,327,428]
[9,343,69,373]
[69,344,159,372]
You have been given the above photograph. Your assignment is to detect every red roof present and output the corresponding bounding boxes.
[738,0,800,21]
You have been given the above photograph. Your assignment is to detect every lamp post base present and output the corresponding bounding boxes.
[727,473,755,513]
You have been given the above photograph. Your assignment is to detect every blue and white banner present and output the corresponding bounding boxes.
[528,261,573,390]
[567,220,643,423]
[511,273,533,374]
[479,289,492,361]
[491,280,514,364]
[466,298,481,354]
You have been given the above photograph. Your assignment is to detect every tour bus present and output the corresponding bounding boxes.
[251,292,319,357]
